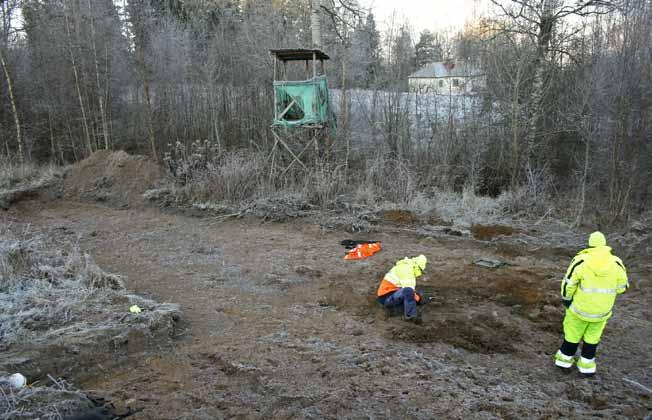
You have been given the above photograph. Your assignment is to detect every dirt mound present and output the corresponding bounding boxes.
[64,150,165,208]
[472,224,522,241]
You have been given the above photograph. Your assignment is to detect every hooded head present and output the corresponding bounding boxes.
[415,254,427,271]
[588,231,607,248]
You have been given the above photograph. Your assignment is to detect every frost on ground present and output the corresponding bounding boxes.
[0,377,99,420]
[0,224,181,384]
[0,157,61,210]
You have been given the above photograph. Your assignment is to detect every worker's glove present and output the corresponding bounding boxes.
[561,298,572,308]
[416,293,428,306]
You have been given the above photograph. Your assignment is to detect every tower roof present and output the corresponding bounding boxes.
[270,49,330,61]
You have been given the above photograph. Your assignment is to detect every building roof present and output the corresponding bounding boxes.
[409,62,483,79]
[270,49,330,61]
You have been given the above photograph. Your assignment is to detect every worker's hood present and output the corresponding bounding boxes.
[588,231,607,248]
[415,255,427,271]
[579,246,614,276]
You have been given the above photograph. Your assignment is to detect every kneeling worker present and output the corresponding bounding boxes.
[377,255,428,323]
[555,231,629,376]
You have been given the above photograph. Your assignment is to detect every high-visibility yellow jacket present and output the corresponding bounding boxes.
[377,256,425,301]
[561,245,628,322]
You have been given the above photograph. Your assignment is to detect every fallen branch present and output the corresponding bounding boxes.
[208,212,244,226]
[47,374,64,389]
[0,386,16,411]
[623,377,652,394]
[534,207,553,226]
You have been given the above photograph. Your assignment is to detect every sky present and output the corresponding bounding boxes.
[362,0,490,33]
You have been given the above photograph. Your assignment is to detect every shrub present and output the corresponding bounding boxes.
[165,141,267,204]
[362,156,416,205]
[0,156,58,191]
[302,162,347,209]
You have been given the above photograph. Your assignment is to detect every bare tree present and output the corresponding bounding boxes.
[0,0,23,160]
[127,0,157,160]
[489,0,619,183]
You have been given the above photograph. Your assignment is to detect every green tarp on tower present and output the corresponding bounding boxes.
[272,76,333,128]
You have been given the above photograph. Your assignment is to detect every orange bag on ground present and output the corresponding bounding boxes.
[344,242,382,260]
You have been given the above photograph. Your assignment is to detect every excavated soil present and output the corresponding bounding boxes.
[3,196,651,419]
[63,150,166,208]
[380,209,418,225]
[471,224,523,241]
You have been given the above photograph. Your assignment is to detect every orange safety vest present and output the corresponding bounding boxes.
[344,242,382,260]
[377,258,422,302]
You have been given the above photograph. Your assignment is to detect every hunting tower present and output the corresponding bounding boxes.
[269,48,335,176]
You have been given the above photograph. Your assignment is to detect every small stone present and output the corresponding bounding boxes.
[474,258,506,269]
[295,265,322,277]
[113,401,130,416]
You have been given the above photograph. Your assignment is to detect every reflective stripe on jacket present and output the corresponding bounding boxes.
[561,246,628,322]
[377,257,423,301]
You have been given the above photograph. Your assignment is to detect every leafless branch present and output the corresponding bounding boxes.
[320,0,364,42]
[555,1,620,19]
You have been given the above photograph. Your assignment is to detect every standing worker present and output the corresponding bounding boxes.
[554,231,629,376]
[377,255,428,323]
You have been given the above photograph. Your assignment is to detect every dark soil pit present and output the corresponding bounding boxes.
[487,267,557,306]
[471,224,523,241]
[495,279,544,307]
[388,314,519,353]
[417,285,491,307]
[418,270,563,340]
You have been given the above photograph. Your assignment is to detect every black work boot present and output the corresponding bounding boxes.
[405,314,423,325]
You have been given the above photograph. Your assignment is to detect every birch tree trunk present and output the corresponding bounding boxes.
[340,49,348,133]
[0,46,22,161]
[525,0,554,168]
[136,42,157,160]
[574,133,591,227]
[87,0,110,150]
[311,0,322,49]
[63,0,93,155]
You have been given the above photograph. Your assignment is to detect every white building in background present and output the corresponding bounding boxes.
[408,62,485,95]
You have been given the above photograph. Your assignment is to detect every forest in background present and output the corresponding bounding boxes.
[1,0,651,226]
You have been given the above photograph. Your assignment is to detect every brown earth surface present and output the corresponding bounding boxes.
[471,224,523,241]
[63,150,166,208]
[380,209,419,225]
[3,196,652,419]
